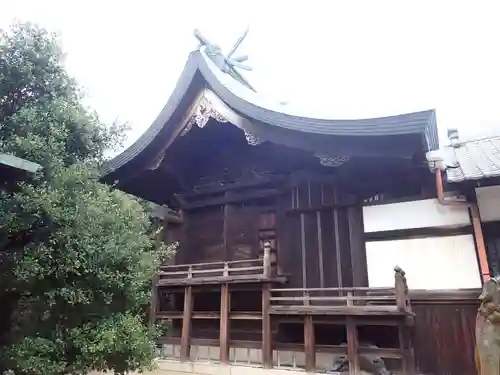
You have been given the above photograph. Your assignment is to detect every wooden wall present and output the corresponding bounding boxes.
[171,174,369,290]
[281,178,367,288]
[411,291,479,375]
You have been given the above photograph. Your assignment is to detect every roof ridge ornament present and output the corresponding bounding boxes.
[181,94,263,147]
[193,27,256,92]
[182,96,228,135]
[314,153,350,167]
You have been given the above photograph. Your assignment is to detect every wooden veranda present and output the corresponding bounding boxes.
[151,243,416,374]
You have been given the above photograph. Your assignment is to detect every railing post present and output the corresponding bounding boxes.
[180,285,193,361]
[394,266,407,312]
[346,317,360,375]
[223,262,229,277]
[304,290,310,306]
[188,265,193,279]
[346,291,353,307]
[220,283,230,363]
[303,289,315,371]
[304,314,316,372]
[262,283,272,368]
[263,241,271,278]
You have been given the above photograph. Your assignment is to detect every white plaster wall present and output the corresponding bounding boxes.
[363,198,471,233]
[476,185,500,222]
[366,234,481,289]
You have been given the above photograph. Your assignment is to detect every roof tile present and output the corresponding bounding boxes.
[427,136,500,182]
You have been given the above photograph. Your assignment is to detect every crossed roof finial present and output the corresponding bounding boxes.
[193,26,255,92]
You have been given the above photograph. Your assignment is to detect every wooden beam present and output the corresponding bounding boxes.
[180,286,193,361]
[262,283,272,369]
[184,189,283,210]
[346,317,360,375]
[219,283,230,363]
[182,175,285,199]
[304,315,316,372]
[364,225,472,242]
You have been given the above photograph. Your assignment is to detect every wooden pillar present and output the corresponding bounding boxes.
[346,317,359,375]
[262,283,272,368]
[180,286,193,361]
[304,315,316,372]
[220,283,230,363]
[399,323,416,375]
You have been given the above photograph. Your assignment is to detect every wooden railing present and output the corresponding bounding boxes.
[153,265,416,374]
[157,242,276,285]
[269,266,412,316]
[159,258,264,278]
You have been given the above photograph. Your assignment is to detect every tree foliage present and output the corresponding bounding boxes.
[0,23,169,374]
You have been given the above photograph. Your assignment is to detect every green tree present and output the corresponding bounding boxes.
[0,23,169,374]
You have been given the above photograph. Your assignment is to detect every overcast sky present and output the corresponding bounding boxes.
[2,1,500,150]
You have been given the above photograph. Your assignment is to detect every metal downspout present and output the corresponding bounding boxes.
[434,169,490,281]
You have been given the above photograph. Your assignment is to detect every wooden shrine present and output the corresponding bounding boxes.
[101,29,481,375]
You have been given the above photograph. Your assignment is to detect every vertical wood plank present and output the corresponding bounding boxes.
[346,317,359,375]
[347,205,368,287]
[304,315,316,372]
[333,190,343,288]
[180,286,193,361]
[219,283,230,363]
[262,283,272,368]
[316,211,325,288]
[300,213,307,287]
[298,183,308,288]
[179,209,188,264]
[276,187,287,276]
[319,210,337,287]
[288,182,304,288]
[223,192,233,261]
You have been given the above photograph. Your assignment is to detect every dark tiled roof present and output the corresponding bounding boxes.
[426,136,500,182]
[101,50,439,178]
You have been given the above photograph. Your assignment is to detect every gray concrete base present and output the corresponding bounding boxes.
[89,359,381,375]
[89,359,372,375]
[159,344,338,371]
